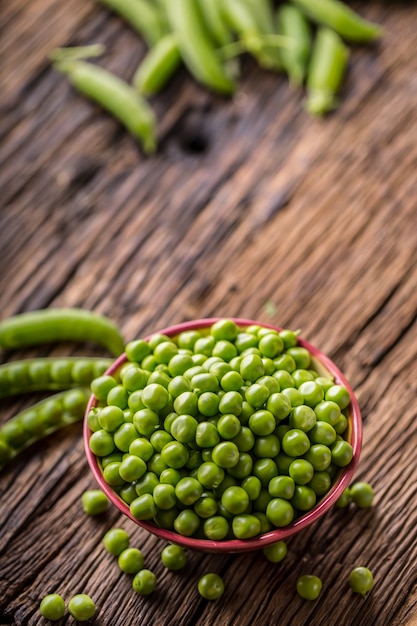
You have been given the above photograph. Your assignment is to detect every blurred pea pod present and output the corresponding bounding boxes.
[290,0,382,43]
[220,0,287,71]
[133,33,181,95]
[277,4,312,87]
[305,27,349,116]
[163,0,236,95]
[53,58,157,153]
[198,0,233,46]
[96,0,168,47]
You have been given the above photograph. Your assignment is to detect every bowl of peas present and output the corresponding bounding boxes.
[84,318,362,553]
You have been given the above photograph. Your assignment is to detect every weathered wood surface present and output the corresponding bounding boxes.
[1,1,417,625]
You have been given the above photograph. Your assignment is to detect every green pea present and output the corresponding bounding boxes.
[212,441,240,468]
[153,483,177,510]
[291,485,317,511]
[89,429,115,456]
[296,574,322,600]
[103,527,130,555]
[197,462,225,489]
[253,458,278,487]
[267,393,292,420]
[218,390,242,416]
[39,594,66,621]
[231,426,255,452]
[174,509,200,536]
[118,547,145,574]
[195,421,220,448]
[331,440,353,467]
[325,384,351,410]
[350,482,374,508]
[308,470,332,496]
[198,573,225,600]
[161,543,187,570]
[266,498,294,527]
[268,475,295,500]
[130,493,157,520]
[287,346,311,369]
[203,515,229,540]
[221,486,249,515]
[98,405,125,432]
[293,369,315,387]
[212,339,238,362]
[113,422,139,452]
[240,354,265,382]
[245,383,270,408]
[282,429,310,456]
[150,429,173,452]
[129,437,154,461]
[216,414,241,439]
[198,391,220,417]
[68,594,96,622]
[349,566,374,597]
[305,444,332,471]
[159,468,184,486]
[314,400,341,425]
[211,319,239,341]
[308,421,336,446]
[289,459,315,485]
[81,489,109,515]
[194,495,218,518]
[175,477,203,505]
[263,540,287,563]
[177,330,201,351]
[133,408,160,437]
[135,472,159,496]
[232,514,261,539]
[119,454,147,482]
[335,486,351,508]
[132,569,157,595]
[171,414,198,444]
[273,353,296,372]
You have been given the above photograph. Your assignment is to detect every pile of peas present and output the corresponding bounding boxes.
[88,319,354,542]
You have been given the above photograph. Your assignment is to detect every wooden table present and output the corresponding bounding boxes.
[1,1,417,624]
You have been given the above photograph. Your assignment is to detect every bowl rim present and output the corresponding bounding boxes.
[84,317,362,553]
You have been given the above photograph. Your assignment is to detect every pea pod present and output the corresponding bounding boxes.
[0,308,125,357]
[198,0,233,47]
[163,0,235,95]
[96,0,168,47]
[0,357,112,398]
[277,4,312,87]
[0,388,91,471]
[53,59,157,153]
[290,0,382,43]
[305,27,349,116]
[133,33,182,96]
[220,0,285,71]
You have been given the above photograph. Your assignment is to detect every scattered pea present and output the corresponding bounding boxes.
[198,573,225,600]
[103,528,130,556]
[39,594,66,621]
[349,566,374,597]
[68,594,96,621]
[81,489,109,516]
[296,574,322,600]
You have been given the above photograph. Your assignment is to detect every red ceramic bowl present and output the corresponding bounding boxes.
[84,318,362,553]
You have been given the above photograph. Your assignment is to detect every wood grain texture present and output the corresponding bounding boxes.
[1,1,417,625]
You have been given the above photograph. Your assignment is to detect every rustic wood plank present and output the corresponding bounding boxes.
[1,1,417,625]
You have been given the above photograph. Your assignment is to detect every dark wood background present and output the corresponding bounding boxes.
[1,1,417,625]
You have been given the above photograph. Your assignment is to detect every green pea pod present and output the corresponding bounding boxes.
[0,388,91,471]
[0,308,125,356]
[305,27,349,116]
[53,60,157,153]
[96,0,168,47]
[220,0,284,71]
[198,0,233,46]
[0,357,112,398]
[163,0,235,95]
[133,33,182,96]
[244,0,283,71]
[277,4,312,87]
[290,0,382,43]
